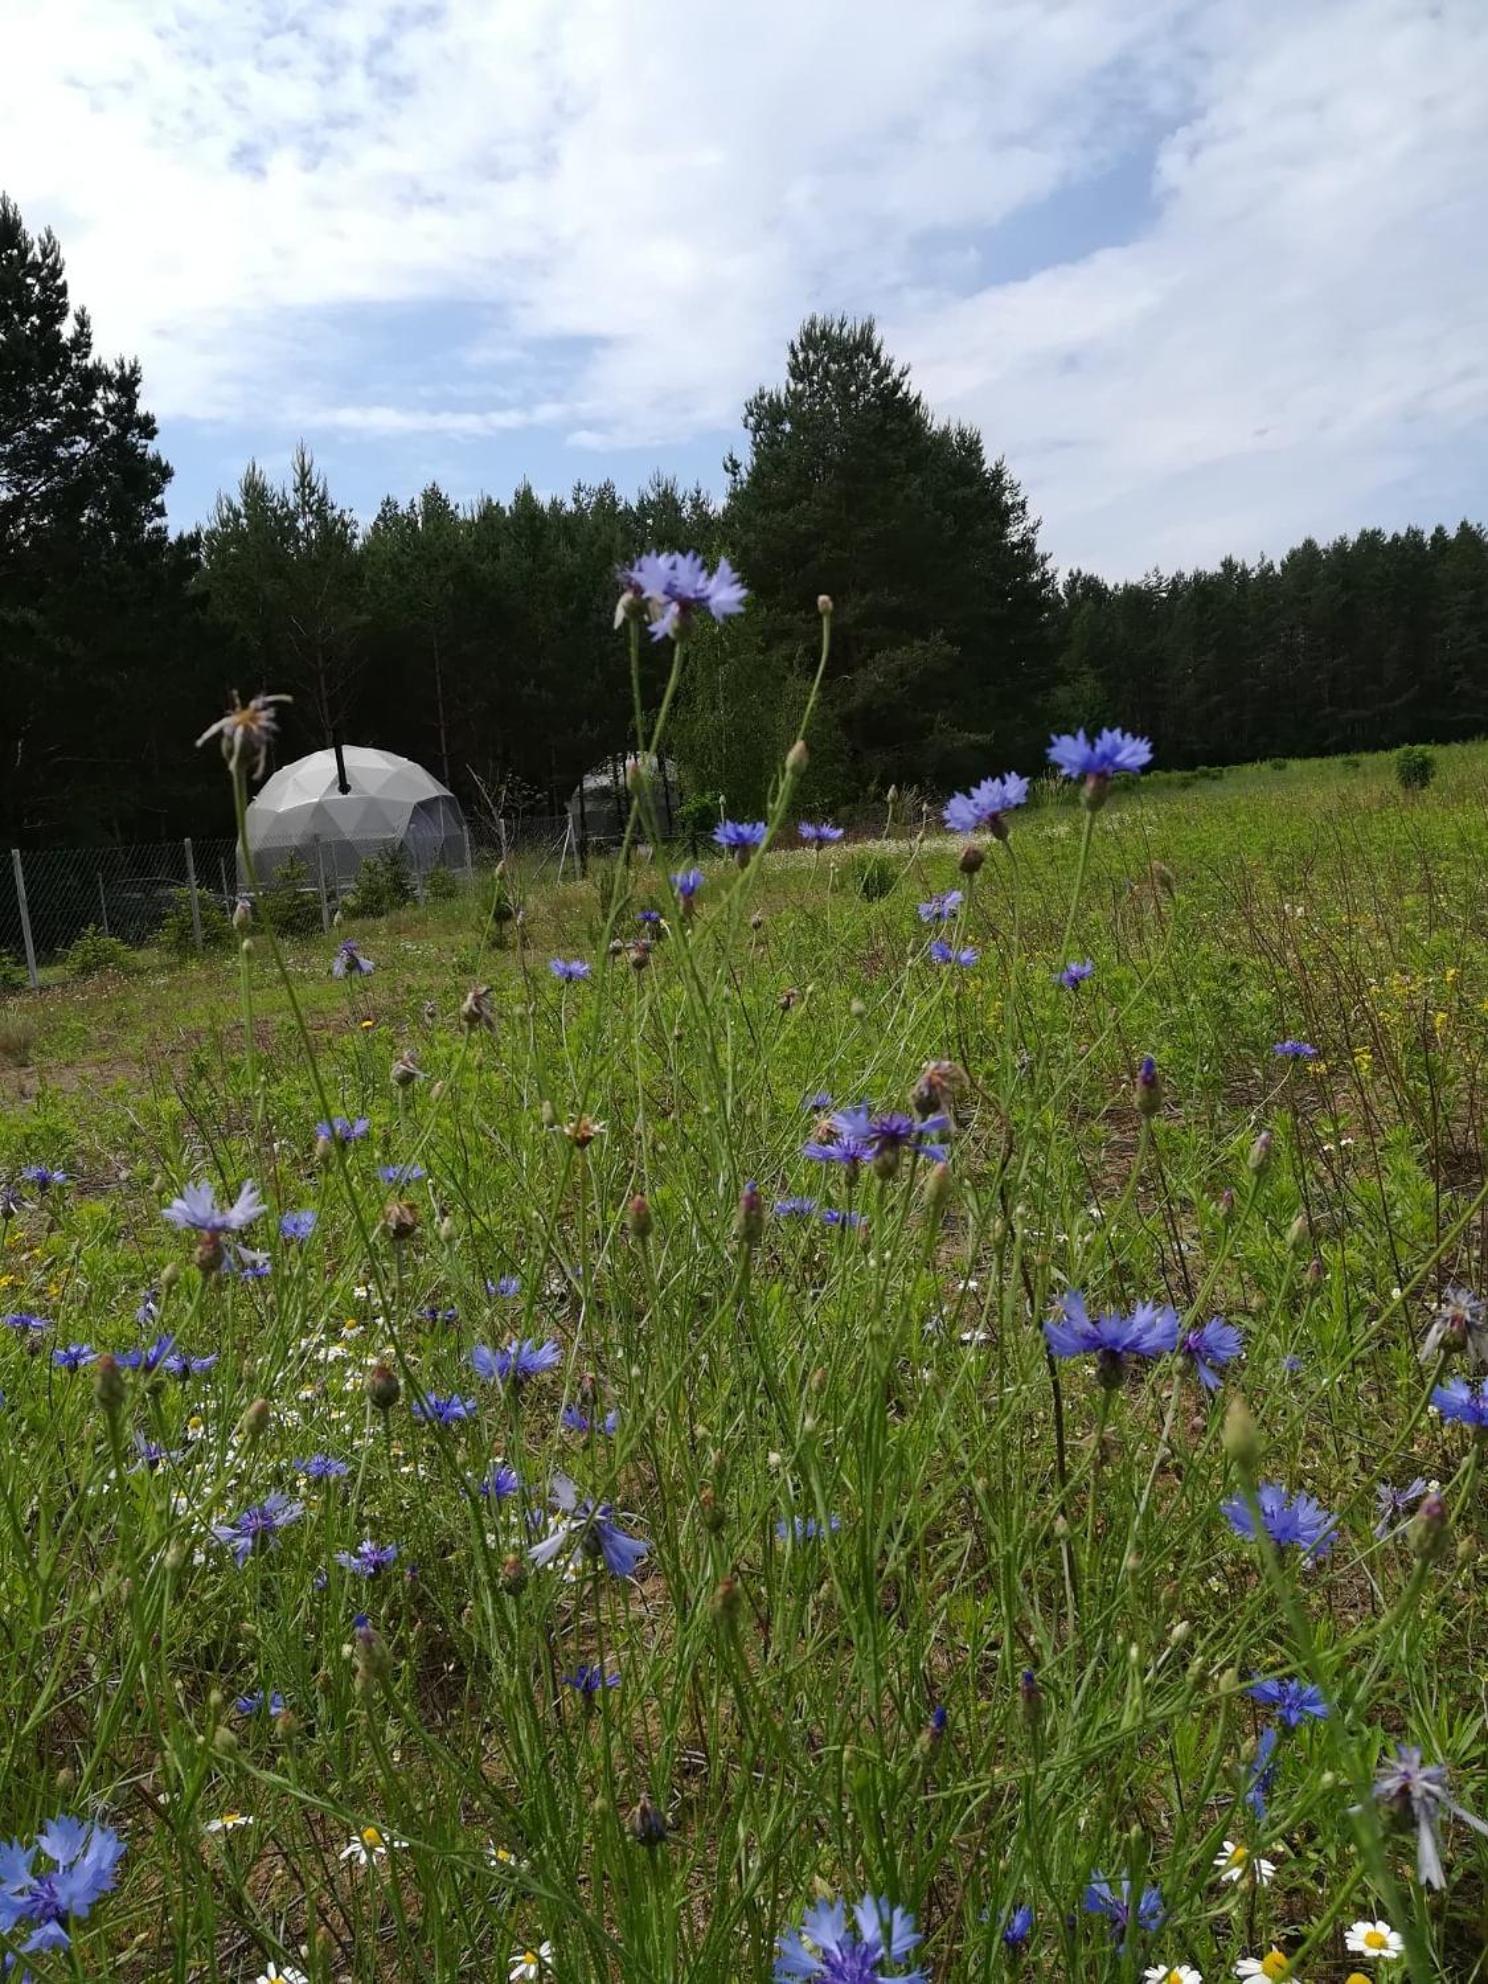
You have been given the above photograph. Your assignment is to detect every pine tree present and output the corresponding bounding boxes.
[0,193,194,840]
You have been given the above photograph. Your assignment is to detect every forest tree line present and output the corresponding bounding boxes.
[4,191,1486,848]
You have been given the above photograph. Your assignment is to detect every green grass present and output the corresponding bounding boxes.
[2,737,1488,1980]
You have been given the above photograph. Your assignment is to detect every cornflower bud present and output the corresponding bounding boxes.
[1409,1490,1451,1562]
[366,1360,401,1413]
[382,1198,419,1244]
[786,739,810,775]
[1249,1129,1273,1172]
[1135,1055,1162,1117]
[1222,1394,1261,1473]
[629,1796,668,1848]
[240,1397,270,1441]
[232,897,253,931]
[93,1351,127,1419]
[628,1193,653,1240]
[735,1180,764,1249]
[817,594,833,616]
[958,842,985,876]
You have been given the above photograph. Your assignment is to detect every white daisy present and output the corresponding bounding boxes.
[509,1942,553,1981]
[255,1965,309,1984]
[339,1824,406,1866]
[1213,1839,1277,1886]
[1236,1956,1295,1981]
[203,1811,254,1834]
[1145,1966,1203,1984]
[1345,1920,1403,1962]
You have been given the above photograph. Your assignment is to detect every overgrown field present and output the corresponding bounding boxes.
[4,723,1488,1981]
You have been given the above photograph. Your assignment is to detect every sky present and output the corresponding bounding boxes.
[5,0,1486,579]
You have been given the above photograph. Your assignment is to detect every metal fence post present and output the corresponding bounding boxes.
[97,871,110,937]
[314,838,331,932]
[183,838,203,951]
[461,822,474,878]
[10,850,39,989]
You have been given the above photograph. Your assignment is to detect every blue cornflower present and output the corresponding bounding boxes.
[1272,1040,1318,1059]
[774,1196,819,1219]
[159,1350,218,1381]
[470,1337,562,1390]
[20,1165,68,1191]
[942,772,1030,836]
[161,1179,265,1233]
[316,1115,370,1143]
[478,1461,520,1499]
[233,1248,271,1280]
[1047,726,1153,783]
[637,909,663,925]
[775,1515,841,1542]
[115,1334,175,1374]
[803,1102,877,1171]
[821,1207,866,1229]
[563,1664,621,1695]
[1043,1293,1178,1381]
[487,1274,522,1298]
[1374,1475,1430,1537]
[135,1288,160,1326]
[130,1432,177,1472]
[624,549,748,640]
[1246,1677,1329,1728]
[928,939,979,967]
[1056,959,1095,989]
[4,1311,50,1337]
[212,1492,306,1567]
[417,1303,458,1325]
[0,1182,21,1218]
[1178,1316,1243,1391]
[1433,1377,1488,1427]
[561,1403,619,1436]
[713,819,767,862]
[411,1392,478,1425]
[279,1210,317,1241]
[1373,1743,1488,1890]
[1002,1902,1034,1948]
[377,1163,425,1184]
[295,1453,350,1481]
[331,939,374,978]
[529,1473,648,1579]
[671,867,704,901]
[917,889,963,923]
[774,1892,924,1984]
[0,1814,125,1955]
[1221,1481,1337,1561]
[51,1343,95,1371]
[233,1690,286,1717]
[797,821,845,845]
[335,1539,399,1578]
[868,1109,949,1167]
[1083,1877,1163,1944]
[549,958,591,981]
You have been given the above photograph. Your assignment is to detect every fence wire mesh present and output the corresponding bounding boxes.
[0,815,577,990]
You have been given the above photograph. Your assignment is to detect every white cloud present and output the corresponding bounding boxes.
[3,0,1483,570]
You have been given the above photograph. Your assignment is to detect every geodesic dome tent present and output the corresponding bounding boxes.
[241,746,468,891]
[567,753,680,844]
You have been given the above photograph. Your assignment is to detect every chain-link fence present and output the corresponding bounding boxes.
[0,815,581,990]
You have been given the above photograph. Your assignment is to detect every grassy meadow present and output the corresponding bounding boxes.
[3,726,1488,1981]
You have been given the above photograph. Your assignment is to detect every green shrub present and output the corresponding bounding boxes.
[155,888,231,959]
[852,852,898,901]
[344,845,415,918]
[1395,744,1436,792]
[423,864,460,903]
[0,949,27,994]
[676,794,719,846]
[1267,757,1290,772]
[1340,755,1362,772]
[63,926,136,979]
[259,854,323,936]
